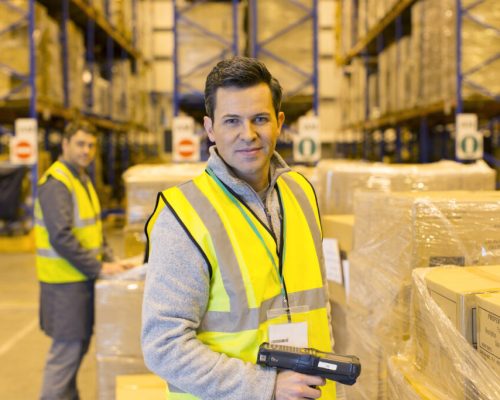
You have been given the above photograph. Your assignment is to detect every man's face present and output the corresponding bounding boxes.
[62,129,97,171]
[204,83,285,191]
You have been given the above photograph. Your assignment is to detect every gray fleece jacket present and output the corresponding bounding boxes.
[141,147,328,399]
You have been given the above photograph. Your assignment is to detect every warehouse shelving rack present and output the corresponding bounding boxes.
[0,0,149,224]
[173,0,240,119]
[335,0,500,173]
[249,0,319,119]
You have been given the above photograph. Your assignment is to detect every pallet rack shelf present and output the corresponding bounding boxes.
[0,0,150,223]
[336,0,500,170]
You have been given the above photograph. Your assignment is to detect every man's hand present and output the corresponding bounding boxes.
[101,261,125,276]
[275,370,326,400]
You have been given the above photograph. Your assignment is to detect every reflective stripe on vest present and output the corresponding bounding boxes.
[146,170,335,399]
[35,161,103,283]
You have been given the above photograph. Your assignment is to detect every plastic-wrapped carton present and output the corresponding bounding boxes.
[317,159,496,214]
[123,163,206,226]
[340,190,500,399]
[95,280,144,358]
[424,266,500,346]
[401,267,500,400]
[476,292,500,376]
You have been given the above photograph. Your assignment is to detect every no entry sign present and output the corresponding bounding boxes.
[173,116,200,162]
[10,118,38,165]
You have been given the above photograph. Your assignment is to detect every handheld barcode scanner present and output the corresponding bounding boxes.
[257,342,361,385]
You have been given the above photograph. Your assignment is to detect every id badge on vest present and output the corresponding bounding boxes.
[267,305,310,348]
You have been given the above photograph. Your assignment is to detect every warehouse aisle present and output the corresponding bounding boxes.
[0,223,125,400]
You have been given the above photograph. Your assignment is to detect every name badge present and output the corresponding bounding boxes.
[268,321,308,348]
[267,305,310,348]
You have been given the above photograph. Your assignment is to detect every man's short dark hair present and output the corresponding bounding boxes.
[63,120,97,140]
[204,56,283,120]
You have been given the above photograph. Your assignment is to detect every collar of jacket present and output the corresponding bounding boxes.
[206,145,291,200]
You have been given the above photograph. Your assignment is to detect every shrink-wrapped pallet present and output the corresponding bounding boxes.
[394,267,500,400]
[123,162,206,226]
[316,159,496,214]
[339,190,500,399]
[95,267,148,400]
[95,279,144,358]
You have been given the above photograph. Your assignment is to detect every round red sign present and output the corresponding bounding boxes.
[15,140,33,160]
[178,138,195,158]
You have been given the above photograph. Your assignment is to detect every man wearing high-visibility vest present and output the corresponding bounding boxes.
[142,57,335,399]
[35,121,125,400]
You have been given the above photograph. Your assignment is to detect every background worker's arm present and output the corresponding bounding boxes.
[38,177,121,278]
[141,206,277,400]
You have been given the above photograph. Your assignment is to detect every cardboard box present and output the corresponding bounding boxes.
[95,280,144,358]
[97,355,150,400]
[425,266,500,346]
[476,292,500,375]
[123,163,206,226]
[116,374,167,400]
[387,355,449,400]
[124,224,147,258]
[322,214,354,254]
[322,214,354,304]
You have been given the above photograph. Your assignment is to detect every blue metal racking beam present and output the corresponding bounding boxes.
[173,0,239,117]
[250,0,318,113]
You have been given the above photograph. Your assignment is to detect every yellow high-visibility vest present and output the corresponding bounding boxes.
[35,160,103,283]
[146,170,335,399]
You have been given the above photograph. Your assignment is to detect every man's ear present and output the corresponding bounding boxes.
[204,116,215,143]
[61,137,68,155]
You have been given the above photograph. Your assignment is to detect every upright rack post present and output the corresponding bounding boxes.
[173,0,239,117]
[249,0,318,106]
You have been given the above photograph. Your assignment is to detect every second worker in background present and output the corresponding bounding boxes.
[142,56,336,400]
[35,121,126,400]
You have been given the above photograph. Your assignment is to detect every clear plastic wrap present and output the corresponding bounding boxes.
[316,159,496,215]
[95,279,144,359]
[336,190,500,399]
[123,162,206,226]
[394,267,500,399]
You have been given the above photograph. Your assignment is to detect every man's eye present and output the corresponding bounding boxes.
[224,119,239,125]
[254,116,269,124]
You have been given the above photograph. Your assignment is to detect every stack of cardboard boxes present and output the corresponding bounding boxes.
[95,278,150,400]
[122,163,206,257]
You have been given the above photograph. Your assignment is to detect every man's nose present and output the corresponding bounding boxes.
[240,120,257,141]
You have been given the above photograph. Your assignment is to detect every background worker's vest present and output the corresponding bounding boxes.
[35,160,103,283]
[146,170,336,399]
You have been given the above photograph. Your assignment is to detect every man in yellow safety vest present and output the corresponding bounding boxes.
[142,57,335,400]
[35,121,125,400]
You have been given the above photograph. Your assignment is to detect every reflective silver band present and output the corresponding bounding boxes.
[179,181,250,312]
[201,287,326,332]
[37,247,100,259]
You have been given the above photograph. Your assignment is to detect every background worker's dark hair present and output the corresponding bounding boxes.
[63,120,97,140]
[204,56,283,120]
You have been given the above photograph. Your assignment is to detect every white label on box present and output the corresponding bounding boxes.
[323,239,342,284]
[478,306,500,374]
[430,290,457,326]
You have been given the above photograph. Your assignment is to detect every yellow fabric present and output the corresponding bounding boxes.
[146,171,335,399]
[35,161,102,283]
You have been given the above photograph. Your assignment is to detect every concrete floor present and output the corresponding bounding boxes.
[0,225,125,400]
